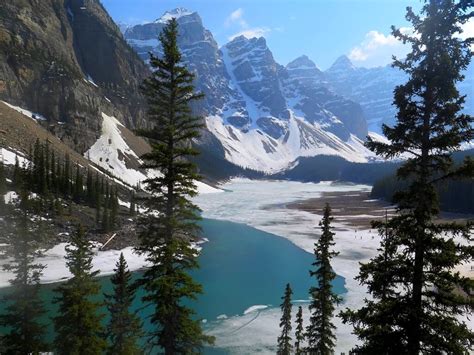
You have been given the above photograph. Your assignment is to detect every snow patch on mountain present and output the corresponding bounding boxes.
[85,113,221,194]
[155,8,194,23]
[86,113,146,187]
[2,101,47,121]
[205,114,374,173]
[1,147,29,166]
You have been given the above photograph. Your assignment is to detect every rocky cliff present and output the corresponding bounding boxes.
[0,0,149,152]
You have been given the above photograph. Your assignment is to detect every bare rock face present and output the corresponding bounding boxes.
[0,0,149,152]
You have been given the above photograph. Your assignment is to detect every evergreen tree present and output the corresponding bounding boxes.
[55,155,62,195]
[295,306,305,355]
[0,160,6,212]
[53,225,106,354]
[73,165,83,203]
[307,203,340,354]
[12,156,21,190]
[63,153,71,196]
[102,205,110,233]
[129,191,136,216]
[51,150,56,194]
[342,1,474,354]
[86,168,93,205]
[277,283,293,355]
[105,253,142,355]
[44,142,50,190]
[0,189,48,353]
[109,188,118,230]
[136,18,213,354]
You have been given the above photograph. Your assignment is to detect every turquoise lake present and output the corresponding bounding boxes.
[0,218,346,352]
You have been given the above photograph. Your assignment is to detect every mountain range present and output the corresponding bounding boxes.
[0,2,472,179]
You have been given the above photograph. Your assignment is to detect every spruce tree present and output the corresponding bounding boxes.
[0,189,48,353]
[73,165,83,203]
[53,225,106,354]
[109,189,118,230]
[307,203,341,354]
[342,1,474,354]
[277,283,293,355]
[105,253,142,355]
[12,156,21,190]
[86,169,93,205]
[51,150,56,194]
[0,161,6,213]
[63,153,71,196]
[295,306,305,355]
[136,18,213,353]
[129,191,136,216]
[102,205,110,233]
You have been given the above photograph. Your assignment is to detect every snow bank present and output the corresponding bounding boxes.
[0,243,148,288]
[1,147,29,166]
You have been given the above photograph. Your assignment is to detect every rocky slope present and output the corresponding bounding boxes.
[125,9,373,173]
[324,55,474,132]
[0,0,149,152]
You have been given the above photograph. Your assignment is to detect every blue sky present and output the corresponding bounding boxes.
[101,0,424,70]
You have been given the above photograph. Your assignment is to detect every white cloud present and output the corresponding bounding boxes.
[228,27,271,41]
[225,8,248,28]
[225,8,270,41]
[350,20,474,68]
[348,28,412,68]
[459,18,474,41]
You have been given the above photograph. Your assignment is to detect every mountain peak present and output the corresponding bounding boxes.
[327,55,355,72]
[155,8,195,23]
[286,55,318,70]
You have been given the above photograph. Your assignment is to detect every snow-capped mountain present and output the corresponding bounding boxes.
[124,9,374,173]
[324,55,474,132]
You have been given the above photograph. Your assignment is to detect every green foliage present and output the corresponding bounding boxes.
[0,160,6,195]
[344,1,474,353]
[371,168,474,214]
[0,190,48,353]
[129,191,136,216]
[136,18,214,354]
[277,283,293,355]
[53,226,106,355]
[294,306,305,354]
[307,203,341,354]
[0,161,6,214]
[105,253,142,355]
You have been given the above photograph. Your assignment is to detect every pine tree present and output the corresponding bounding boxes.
[109,188,118,229]
[12,156,21,190]
[105,253,142,355]
[136,18,213,354]
[0,189,48,353]
[63,153,71,196]
[102,205,110,233]
[277,283,293,355]
[342,1,474,354]
[307,203,340,354]
[86,169,93,205]
[51,150,56,194]
[295,306,305,354]
[0,160,6,212]
[43,142,50,190]
[53,225,106,354]
[73,165,83,203]
[129,191,136,216]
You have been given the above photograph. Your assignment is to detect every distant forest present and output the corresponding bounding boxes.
[371,149,474,214]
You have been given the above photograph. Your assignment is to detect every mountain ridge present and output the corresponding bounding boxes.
[124,9,375,173]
